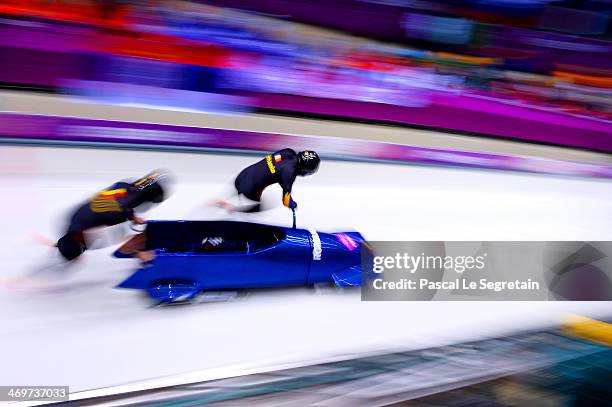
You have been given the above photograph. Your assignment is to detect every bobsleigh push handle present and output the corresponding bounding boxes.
[292,207,296,229]
[130,222,147,233]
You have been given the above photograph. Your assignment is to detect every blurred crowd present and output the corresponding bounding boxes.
[0,0,611,119]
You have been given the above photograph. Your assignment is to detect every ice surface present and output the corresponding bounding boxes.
[0,145,610,392]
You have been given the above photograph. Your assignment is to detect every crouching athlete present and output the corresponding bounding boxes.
[217,149,320,213]
[56,171,171,263]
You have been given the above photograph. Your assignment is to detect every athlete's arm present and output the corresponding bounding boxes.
[280,166,298,209]
[105,207,135,225]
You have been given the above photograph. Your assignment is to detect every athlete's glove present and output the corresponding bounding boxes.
[131,215,146,225]
[283,192,297,209]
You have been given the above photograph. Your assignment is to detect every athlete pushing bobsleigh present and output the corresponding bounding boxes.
[5,171,172,290]
[215,149,321,215]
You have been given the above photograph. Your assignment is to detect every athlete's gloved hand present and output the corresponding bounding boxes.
[131,215,146,225]
[283,192,297,209]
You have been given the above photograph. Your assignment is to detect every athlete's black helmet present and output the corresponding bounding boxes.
[133,170,173,203]
[297,151,320,176]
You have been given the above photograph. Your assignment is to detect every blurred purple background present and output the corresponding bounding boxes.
[1,0,611,150]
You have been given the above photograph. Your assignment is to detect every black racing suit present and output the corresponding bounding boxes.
[234,148,298,209]
[62,182,148,247]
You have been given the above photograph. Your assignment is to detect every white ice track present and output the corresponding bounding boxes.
[1,145,611,394]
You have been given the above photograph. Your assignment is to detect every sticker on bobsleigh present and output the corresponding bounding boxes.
[202,237,223,246]
[307,227,322,260]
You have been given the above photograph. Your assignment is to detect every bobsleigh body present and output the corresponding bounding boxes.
[116,220,364,303]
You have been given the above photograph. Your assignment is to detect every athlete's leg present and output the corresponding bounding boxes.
[116,232,155,262]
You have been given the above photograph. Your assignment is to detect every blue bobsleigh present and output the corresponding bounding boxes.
[115,220,364,303]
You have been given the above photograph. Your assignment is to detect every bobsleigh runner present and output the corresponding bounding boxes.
[114,220,364,303]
